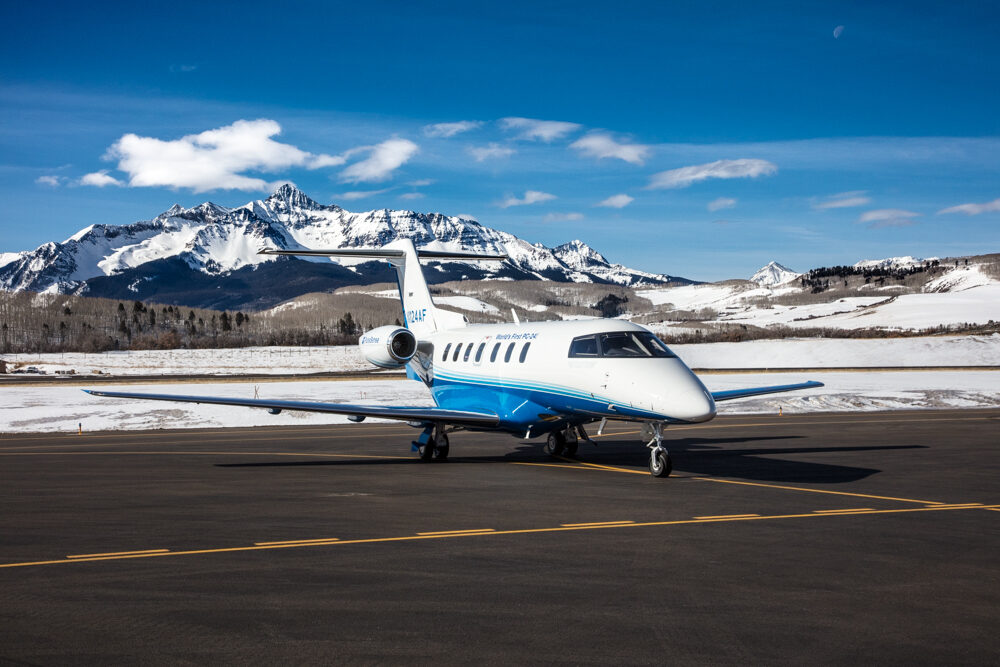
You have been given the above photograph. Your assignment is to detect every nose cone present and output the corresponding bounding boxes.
[648,361,717,423]
[678,389,717,423]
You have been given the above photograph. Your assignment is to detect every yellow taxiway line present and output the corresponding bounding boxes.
[2,504,995,571]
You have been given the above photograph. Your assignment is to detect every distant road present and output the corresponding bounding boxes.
[1,366,998,387]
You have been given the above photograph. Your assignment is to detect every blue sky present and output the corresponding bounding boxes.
[1,0,997,280]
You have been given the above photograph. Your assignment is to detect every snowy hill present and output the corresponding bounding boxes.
[853,256,938,271]
[750,261,800,286]
[0,185,685,308]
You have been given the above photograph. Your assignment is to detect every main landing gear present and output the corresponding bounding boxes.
[414,424,449,461]
[544,426,582,457]
[643,422,672,478]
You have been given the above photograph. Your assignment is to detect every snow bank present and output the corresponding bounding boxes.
[2,371,998,433]
[672,334,1000,368]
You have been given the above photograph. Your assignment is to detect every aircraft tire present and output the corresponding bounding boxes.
[564,440,578,456]
[418,442,436,461]
[545,431,566,456]
[649,450,672,478]
[433,433,450,460]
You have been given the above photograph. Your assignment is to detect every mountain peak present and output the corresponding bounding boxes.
[750,261,800,286]
[267,183,319,209]
[554,240,609,265]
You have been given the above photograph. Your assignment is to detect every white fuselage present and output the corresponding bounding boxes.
[410,319,717,435]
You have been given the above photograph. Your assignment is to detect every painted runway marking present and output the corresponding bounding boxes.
[66,548,169,559]
[4,504,995,571]
[693,514,760,520]
[254,538,340,546]
[814,508,874,514]
[560,521,634,527]
[416,529,495,536]
[691,477,946,506]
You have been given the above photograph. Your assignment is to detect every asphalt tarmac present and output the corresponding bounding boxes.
[1,409,997,665]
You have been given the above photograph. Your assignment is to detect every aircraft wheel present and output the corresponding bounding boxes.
[433,432,450,460]
[418,441,436,461]
[544,431,566,456]
[649,450,672,478]
[564,439,578,456]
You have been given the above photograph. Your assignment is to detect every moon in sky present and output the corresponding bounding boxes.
[833,25,845,39]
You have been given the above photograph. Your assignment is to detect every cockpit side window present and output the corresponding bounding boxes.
[568,335,599,357]
[598,331,678,358]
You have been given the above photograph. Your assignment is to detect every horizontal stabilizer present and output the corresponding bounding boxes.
[84,389,500,427]
[711,380,824,402]
[259,247,508,262]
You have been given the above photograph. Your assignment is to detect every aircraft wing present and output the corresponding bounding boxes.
[83,389,500,427]
[710,380,824,402]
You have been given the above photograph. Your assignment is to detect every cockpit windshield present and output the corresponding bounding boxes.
[568,331,677,358]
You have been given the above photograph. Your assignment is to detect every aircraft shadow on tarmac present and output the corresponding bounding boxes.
[215,434,926,484]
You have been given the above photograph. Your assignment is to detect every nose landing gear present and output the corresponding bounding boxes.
[643,422,672,478]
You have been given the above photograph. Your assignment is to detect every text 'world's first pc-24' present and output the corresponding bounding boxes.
[87,239,822,477]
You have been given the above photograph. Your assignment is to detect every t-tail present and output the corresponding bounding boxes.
[259,239,508,337]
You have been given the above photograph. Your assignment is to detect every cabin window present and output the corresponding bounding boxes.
[453,343,463,362]
[490,342,501,362]
[568,335,599,357]
[475,342,486,362]
[519,342,531,363]
[504,342,516,363]
[463,344,473,362]
[441,343,452,361]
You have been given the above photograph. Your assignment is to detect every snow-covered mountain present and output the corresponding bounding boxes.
[853,256,938,270]
[0,185,686,309]
[750,261,800,286]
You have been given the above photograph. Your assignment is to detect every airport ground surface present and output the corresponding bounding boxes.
[1,410,997,665]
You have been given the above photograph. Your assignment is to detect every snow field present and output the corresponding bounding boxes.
[2,370,998,433]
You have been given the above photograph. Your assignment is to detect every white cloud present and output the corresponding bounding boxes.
[105,119,345,192]
[456,213,479,221]
[468,143,516,162]
[35,175,64,187]
[80,170,123,187]
[423,121,482,138]
[338,138,419,184]
[647,159,778,189]
[569,133,651,165]
[399,192,425,200]
[938,198,1000,215]
[813,190,871,209]
[336,188,392,201]
[169,64,198,73]
[499,190,557,208]
[407,179,434,187]
[596,194,634,208]
[500,117,582,142]
[833,25,845,39]
[858,209,920,228]
[543,212,583,222]
[707,197,737,212]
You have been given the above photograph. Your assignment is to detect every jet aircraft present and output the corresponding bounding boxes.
[87,240,823,477]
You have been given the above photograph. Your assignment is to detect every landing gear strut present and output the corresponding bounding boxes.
[644,422,672,478]
[415,425,449,461]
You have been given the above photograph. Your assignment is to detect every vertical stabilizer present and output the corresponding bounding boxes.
[383,239,465,337]
[258,241,507,338]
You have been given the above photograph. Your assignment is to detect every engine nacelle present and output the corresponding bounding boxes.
[359,326,417,369]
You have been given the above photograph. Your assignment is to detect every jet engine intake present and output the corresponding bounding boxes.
[359,326,417,369]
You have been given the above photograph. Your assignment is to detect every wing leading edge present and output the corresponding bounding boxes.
[710,380,824,403]
[83,390,499,427]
